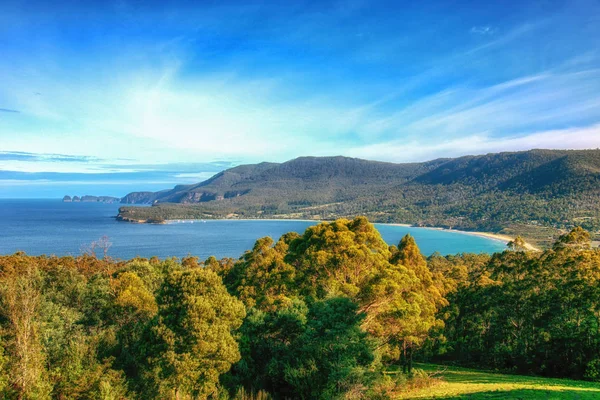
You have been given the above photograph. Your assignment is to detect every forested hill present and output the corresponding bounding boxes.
[120,156,447,205]
[118,149,600,243]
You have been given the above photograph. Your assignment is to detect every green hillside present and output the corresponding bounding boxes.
[118,149,600,246]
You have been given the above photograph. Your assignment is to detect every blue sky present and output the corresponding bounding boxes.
[1,0,599,197]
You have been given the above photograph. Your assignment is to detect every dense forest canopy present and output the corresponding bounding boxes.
[117,149,600,247]
[1,218,599,399]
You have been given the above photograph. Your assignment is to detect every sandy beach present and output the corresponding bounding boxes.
[383,223,540,251]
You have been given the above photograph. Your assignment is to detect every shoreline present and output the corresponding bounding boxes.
[384,224,540,251]
[164,217,539,251]
[119,214,540,252]
[383,223,511,244]
[166,218,322,223]
[444,230,540,251]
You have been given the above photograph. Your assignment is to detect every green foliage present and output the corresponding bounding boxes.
[0,338,8,395]
[222,217,446,396]
[427,227,600,380]
[143,267,246,399]
[1,219,598,399]
[112,271,158,316]
[507,235,527,251]
[226,234,298,312]
[285,298,375,399]
[229,297,376,399]
[232,387,272,400]
[0,254,245,399]
[382,235,446,367]
[224,218,444,370]
[288,217,392,299]
[553,225,592,250]
[585,359,600,381]
[0,262,52,399]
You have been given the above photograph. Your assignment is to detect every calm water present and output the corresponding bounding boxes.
[0,199,507,259]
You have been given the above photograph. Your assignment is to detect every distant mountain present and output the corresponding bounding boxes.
[118,149,600,244]
[120,156,446,205]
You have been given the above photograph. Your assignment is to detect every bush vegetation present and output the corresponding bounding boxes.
[0,217,599,398]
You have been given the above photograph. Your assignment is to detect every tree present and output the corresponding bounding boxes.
[283,298,375,399]
[230,297,375,399]
[0,263,51,399]
[112,271,158,317]
[507,236,527,252]
[227,234,298,312]
[229,218,445,374]
[553,226,591,251]
[83,235,113,259]
[287,217,392,300]
[111,271,158,383]
[430,227,600,379]
[383,235,445,372]
[143,268,246,399]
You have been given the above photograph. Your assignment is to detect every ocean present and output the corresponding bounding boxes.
[0,199,507,260]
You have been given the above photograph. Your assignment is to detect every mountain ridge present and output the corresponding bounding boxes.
[117,149,600,245]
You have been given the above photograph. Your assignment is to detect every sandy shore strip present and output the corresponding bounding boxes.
[437,230,539,251]
[384,223,540,251]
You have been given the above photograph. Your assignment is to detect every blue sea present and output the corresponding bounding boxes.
[0,199,507,260]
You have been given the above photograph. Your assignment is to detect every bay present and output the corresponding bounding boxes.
[0,199,507,259]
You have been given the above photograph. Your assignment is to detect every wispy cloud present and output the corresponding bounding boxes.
[347,124,600,162]
[470,26,496,35]
[0,150,237,198]
[0,151,100,163]
[0,107,19,113]
[2,53,599,166]
[0,152,236,175]
[350,65,600,144]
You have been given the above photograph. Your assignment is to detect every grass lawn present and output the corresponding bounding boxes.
[396,364,600,399]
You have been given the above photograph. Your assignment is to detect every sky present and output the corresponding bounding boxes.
[1,0,599,197]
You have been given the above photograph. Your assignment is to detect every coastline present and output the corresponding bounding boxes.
[120,214,540,252]
[441,230,539,251]
[166,218,322,223]
[384,224,540,252]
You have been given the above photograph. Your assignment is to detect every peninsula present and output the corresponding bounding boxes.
[116,149,600,247]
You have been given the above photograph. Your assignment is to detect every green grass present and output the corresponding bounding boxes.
[397,364,600,399]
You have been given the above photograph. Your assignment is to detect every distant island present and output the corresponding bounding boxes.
[116,149,600,247]
[63,195,121,203]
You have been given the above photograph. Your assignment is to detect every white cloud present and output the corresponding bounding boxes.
[347,124,600,162]
[470,26,496,35]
